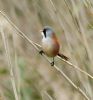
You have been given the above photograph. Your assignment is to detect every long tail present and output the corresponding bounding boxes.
[58,53,69,61]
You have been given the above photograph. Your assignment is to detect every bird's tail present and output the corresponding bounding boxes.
[58,53,69,61]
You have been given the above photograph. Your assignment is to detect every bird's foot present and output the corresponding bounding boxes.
[39,50,44,55]
[51,61,54,66]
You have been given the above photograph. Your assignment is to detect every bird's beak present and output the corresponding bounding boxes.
[40,30,43,33]
[40,30,43,37]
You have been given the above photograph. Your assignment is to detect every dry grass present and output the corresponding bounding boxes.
[0,0,93,100]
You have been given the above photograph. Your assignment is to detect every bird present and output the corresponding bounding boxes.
[40,26,69,66]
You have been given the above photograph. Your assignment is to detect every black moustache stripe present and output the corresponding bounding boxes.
[43,29,46,37]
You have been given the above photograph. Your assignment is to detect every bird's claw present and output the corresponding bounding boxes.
[51,61,54,66]
[39,50,44,55]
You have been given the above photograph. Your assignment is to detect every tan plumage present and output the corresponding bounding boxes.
[42,32,59,57]
[41,26,68,65]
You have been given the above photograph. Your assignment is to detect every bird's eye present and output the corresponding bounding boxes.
[43,29,46,37]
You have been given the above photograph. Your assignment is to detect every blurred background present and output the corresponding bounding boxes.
[0,0,93,100]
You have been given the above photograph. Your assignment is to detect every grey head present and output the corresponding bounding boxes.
[42,26,55,38]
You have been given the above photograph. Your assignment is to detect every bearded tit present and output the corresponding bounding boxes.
[40,26,68,66]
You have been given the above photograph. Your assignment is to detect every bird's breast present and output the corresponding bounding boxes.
[42,37,60,57]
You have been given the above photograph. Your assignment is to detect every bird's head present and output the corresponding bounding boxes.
[41,26,55,38]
